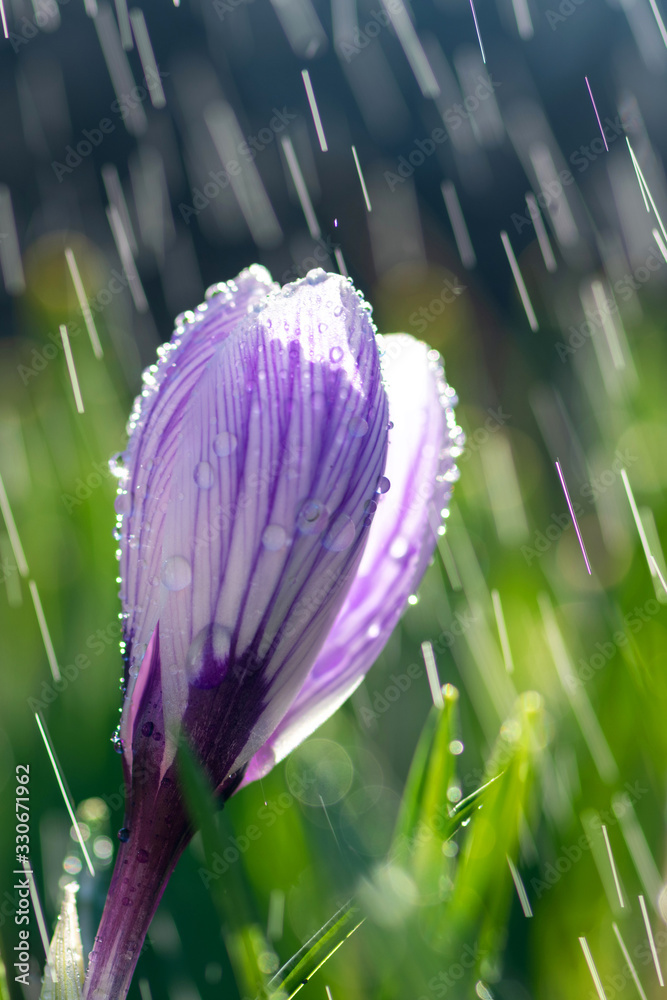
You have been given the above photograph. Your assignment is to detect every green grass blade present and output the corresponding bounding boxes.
[257,900,364,1000]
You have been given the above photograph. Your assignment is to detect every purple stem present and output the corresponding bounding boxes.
[82,772,192,1000]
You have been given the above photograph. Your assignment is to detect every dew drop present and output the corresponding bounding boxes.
[213,432,238,457]
[118,828,130,843]
[136,849,149,864]
[161,555,192,591]
[367,622,381,639]
[392,537,411,559]
[262,525,287,551]
[185,623,231,689]
[407,594,419,606]
[329,346,344,364]
[141,721,154,738]
[348,416,368,438]
[319,322,328,333]
[364,499,377,515]
[333,304,344,317]
[114,493,130,515]
[297,499,329,535]
[377,476,391,494]
[323,514,355,552]
[194,461,214,489]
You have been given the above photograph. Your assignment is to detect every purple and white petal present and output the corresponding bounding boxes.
[243,333,464,783]
[120,269,389,779]
[116,266,279,763]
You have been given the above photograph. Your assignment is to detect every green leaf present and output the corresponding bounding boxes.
[257,900,364,1000]
[176,742,275,998]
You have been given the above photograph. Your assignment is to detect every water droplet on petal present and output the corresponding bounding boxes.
[114,493,130,515]
[136,849,149,864]
[118,828,130,842]
[378,476,391,494]
[213,432,238,457]
[390,537,409,559]
[407,594,419,606]
[297,499,329,535]
[323,514,355,552]
[161,556,192,591]
[185,623,231,689]
[262,525,287,551]
[348,417,368,438]
[367,622,381,639]
[319,322,328,333]
[329,346,343,364]
[333,304,344,317]
[141,721,154,738]
[194,461,214,489]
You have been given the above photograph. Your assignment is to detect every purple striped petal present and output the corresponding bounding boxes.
[118,268,388,783]
[116,265,279,760]
[243,333,464,783]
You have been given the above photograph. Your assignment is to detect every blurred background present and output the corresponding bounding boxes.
[1,0,667,998]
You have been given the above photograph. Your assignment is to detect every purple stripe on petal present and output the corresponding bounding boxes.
[243,333,464,784]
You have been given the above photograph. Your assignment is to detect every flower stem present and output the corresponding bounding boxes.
[83,777,192,1000]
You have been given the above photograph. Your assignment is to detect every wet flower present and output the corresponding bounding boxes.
[83,266,462,1000]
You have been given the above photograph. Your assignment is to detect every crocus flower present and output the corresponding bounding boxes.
[83,266,463,1000]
